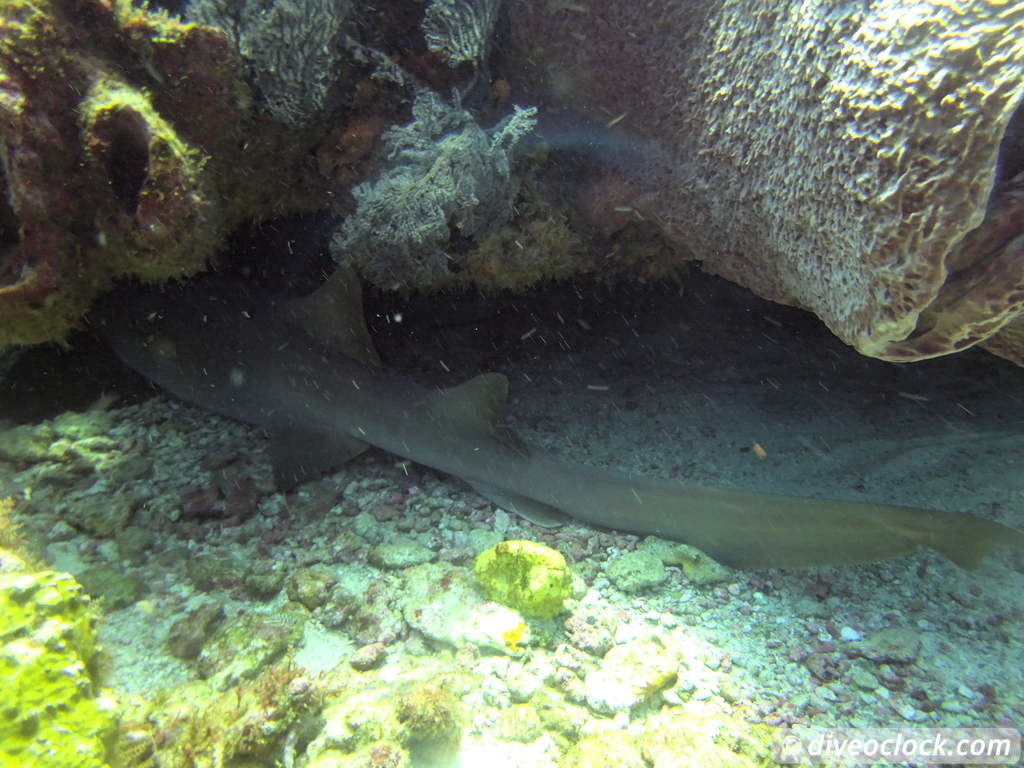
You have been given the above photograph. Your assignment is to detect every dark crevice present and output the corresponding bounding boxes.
[995,96,1024,183]
[0,172,19,285]
[98,108,150,216]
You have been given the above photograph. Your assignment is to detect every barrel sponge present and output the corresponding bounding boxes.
[983,312,1024,365]
[692,1,1024,363]
[502,0,1024,362]
[708,0,1024,364]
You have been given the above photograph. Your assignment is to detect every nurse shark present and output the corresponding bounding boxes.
[95,270,1024,570]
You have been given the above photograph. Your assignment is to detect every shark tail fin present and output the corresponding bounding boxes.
[423,372,531,456]
[927,514,1024,570]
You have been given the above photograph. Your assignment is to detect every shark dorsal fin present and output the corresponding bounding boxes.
[424,372,530,456]
[286,267,381,367]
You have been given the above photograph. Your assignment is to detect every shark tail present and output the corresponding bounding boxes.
[928,514,1024,570]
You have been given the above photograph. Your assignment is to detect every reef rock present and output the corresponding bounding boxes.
[473,539,573,619]
[0,567,117,768]
[583,638,678,715]
[0,0,311,348]
[501,0,1024,364]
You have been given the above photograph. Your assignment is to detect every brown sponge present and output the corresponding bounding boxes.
[502,0,1024,362]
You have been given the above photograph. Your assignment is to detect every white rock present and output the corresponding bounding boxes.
[839,626,862,642]
[584,639,678,715]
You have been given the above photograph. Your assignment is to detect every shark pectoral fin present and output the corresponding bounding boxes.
[269,428,370,490]
[424,372,531,455]
[468,481,570,528]
[285,266,382,368]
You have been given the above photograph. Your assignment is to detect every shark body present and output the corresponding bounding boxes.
[96,271,1024,570]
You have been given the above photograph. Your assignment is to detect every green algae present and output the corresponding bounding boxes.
[0,568,116,768]
[473,539,572,619]
[396,680,463,761]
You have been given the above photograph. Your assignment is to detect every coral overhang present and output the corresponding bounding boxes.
[0,0,314,348]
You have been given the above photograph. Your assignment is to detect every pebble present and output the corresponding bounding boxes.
[506,665,543,702]
[661,688,684,706]
[368,540,436,569]
[348,642,387,671]
[351,512,378,539]
[481,675,512,708]
[839,626,861,642]
[492,508,512,534]
[957,684,976,699]
[605,550,667,594]
[564,614,614,657]
[402,563,529,653]
[897,703,927,722]
[856,627,921,665]
[850,667,878,691]
[717,677,745,703]
[814,684,839,702]
[46,520,77,542]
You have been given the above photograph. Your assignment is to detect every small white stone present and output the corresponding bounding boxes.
[839,626,862,642]
[47,520,77,542]
[815,685,839,702]
[481,676,511,707]
[661,688,683,706]
[899,704,926,721]
[506,666,542,703]
[493,508,511,533]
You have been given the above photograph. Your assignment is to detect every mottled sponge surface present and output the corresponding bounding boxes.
[503,0,1024,363]
[473,539,572,619]
[0,568,116,768]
